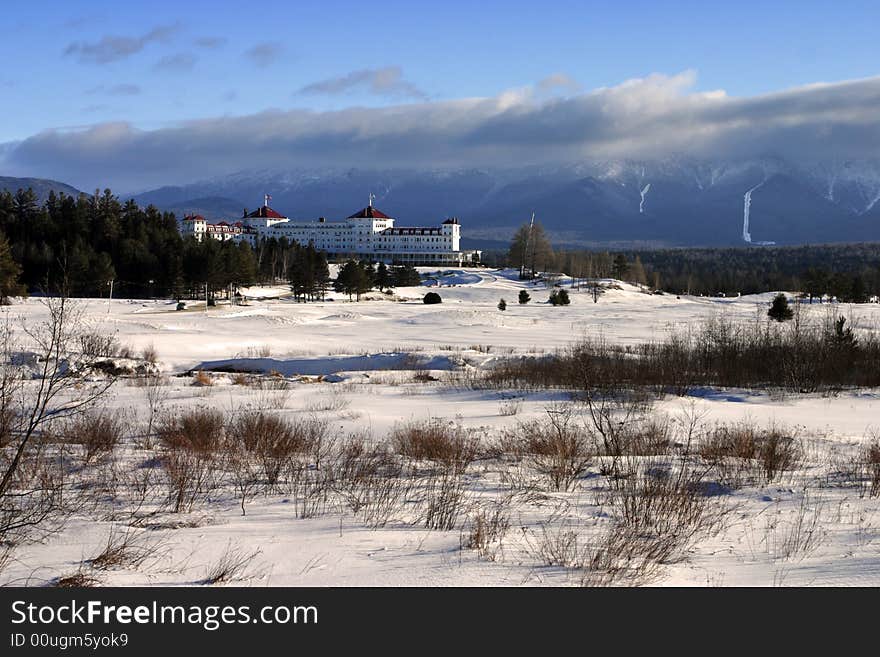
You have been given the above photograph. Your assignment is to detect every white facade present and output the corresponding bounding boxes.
[181,200,481,266]
[180,215,257,245]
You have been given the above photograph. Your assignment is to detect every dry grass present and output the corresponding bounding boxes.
[89,527,164,570]
[52,567,102,588]
[203,543,261,584]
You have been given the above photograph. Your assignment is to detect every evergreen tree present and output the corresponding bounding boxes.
[768,293,793,322]
[334,260,373,301]
[612,254,629,280]
[518,290,530,304]
[0,230,24,303]
[391,264,421,287]
[548,289,570,306]
[375,262,391,291]
[498,298,507,311]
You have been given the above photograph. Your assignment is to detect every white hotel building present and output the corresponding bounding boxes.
[181,196,481,266]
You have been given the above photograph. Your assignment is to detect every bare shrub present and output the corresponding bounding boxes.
[141,373,169,443]
[327,437,405,526]
[499,407,593,491]
[191,370,213,387]
[392,419,479,474]
[479,313,880,394]
[291,470,332,519]
[304,388,349,412]
[141,343,158,364]
[700,422,801,485]
[775,495,828,561]
[227,412,325,489]
[603,461,729,566]
[0,450,66,545]
[157,409,224,453]
[528,521,582,568]
[756,494,829,562]
[867,441,880,497]
[1,298,116,551]
[250,376,291,410]
[759,428,802,482]
[203,543,261,584]
[464,499,511,561]
[62,412,126,463]
[78,331,119,359]
[498,398,523,417]
[157,409,225,512]
[420,470,469,531]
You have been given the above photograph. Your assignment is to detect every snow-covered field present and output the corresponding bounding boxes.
[3,268,880,587]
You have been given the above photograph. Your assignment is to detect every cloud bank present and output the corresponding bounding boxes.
[4,72,880,191]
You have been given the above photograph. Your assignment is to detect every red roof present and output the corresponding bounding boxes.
[245,206,287,219]
[347,206,392,219]
[183,214,206,222]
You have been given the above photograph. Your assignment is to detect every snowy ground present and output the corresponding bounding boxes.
[3,268,880,587]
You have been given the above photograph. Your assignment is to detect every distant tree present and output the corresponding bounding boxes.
[768,293,793,322]
[375,262,392,291]
[828,316,858,349]
[313,250,330,300]
[89,253,116,296]
[548,289,570,306]
[392,264,421,287]
[508,221,554,278]
[612,254,629,280]
[849,275,868,303]
[802,267,829,303]
[628,256,648,286]
[0,231,24,303]
[334,260,373,301]
[498,298,507,311]
[423,291,442,304]
[518,290,530,304]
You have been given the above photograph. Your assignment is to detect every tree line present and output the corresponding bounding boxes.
[501,219,880,300]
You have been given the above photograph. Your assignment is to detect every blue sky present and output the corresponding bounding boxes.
[2,0,879,190]
[2,0,878,141]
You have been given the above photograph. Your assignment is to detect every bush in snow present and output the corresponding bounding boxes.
[498,299,507,311]
[518,290,530,304]
[423,292,442,304]
[548,289,570,306]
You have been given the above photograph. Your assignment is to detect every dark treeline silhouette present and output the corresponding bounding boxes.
[0,187,263,299]
[493,227,880,300]
[0,187,345,301]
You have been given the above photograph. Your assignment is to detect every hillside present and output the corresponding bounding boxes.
[0,176,83,204]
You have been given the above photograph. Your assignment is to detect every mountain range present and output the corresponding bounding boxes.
[4,157,880,248]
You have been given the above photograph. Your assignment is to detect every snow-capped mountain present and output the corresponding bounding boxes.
[131,158,880,247]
